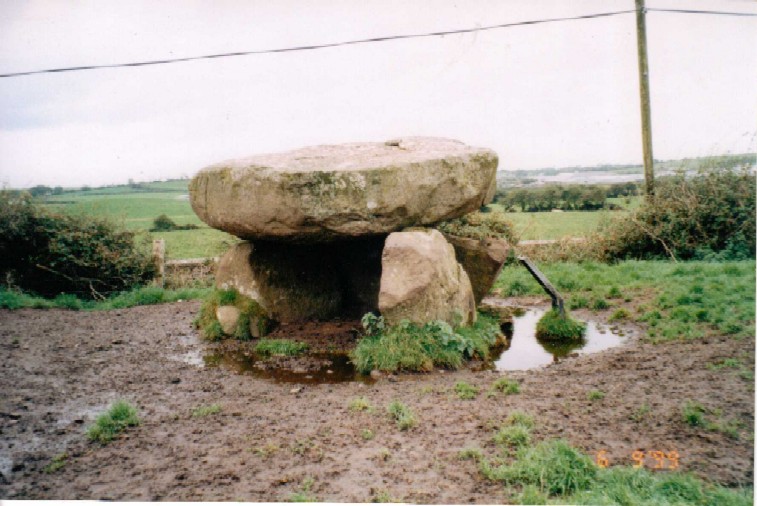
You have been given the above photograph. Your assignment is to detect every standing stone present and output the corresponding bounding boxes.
[444,235,511,304]
[378,229,476,327]
[189,137,498,241]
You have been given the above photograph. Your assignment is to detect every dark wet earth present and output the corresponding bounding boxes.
[0,299,753,501]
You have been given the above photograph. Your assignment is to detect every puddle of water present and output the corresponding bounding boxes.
[490,309,625,371]
[203,350,374,384]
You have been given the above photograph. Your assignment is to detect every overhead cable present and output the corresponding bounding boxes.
[646,7,757,17]
[0,10,635,79]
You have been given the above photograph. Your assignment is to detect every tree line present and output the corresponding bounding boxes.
[494,182,639,212]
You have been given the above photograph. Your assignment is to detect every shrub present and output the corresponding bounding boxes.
[0,191,154,298]
[600,167,755,261]
[87,400,140,443]
[150,214,200,232]
[352,313,501,373]
[535,309,586,342]
[436,209,519,244]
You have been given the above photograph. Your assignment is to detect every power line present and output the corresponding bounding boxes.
[647,7,757,16]
[1,9,636,79]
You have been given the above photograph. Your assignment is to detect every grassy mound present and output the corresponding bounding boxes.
[535,309,587,342]
[351,312,502,373]
[195,288,272,340]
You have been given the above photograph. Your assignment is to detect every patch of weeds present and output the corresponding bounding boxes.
[418,385,434,396]
[454,381,479,400]
[535,309,586,341]
[289,477,316,502]
[87,400,140,444]
[494,424,531,450]
[490,377,520,395]
[377,448,392,462]
[192,404,221,418]
[252,442,279,458]
[630,403,651,423]
[682,400,707,427]
[608,308,631,322]
[587,390,605,402]
[352,312,501,373]
[458,447,483,461]
[372,489,395,503]
[505,411,535,429]
[43,452,69,473]
[255,339,309,357]
[387,401,416,431]
[517,484,548,505]
[591,298,610,310]
[569,295,589,310]
[707,358,741,371]
[348,396,373,412]
[607,286,622,298]
[361,429,375,441]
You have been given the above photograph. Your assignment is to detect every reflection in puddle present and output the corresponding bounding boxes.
[203,350,374,384]
[491,309,625,371]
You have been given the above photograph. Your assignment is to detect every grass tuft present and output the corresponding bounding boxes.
[192,404,222,417]
[535,309,586,342]
[387,401,416,431]
[491,377,521,395]
[87,400,140,444]
[348,396,373,412]
[587,390,605,402]
[255,339,309,356]
[454,381,479,400]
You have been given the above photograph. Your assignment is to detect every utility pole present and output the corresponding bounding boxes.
[635,0,655,197]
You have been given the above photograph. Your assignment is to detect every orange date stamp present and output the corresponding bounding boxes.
[596,450,679,470]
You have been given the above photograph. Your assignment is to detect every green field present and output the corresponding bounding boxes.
[42,180,238,259]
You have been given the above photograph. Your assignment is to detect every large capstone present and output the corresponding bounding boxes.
[378,229,476,327]
[189,137,498,242]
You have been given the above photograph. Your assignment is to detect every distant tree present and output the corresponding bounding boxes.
[28,185,52,197]
[52,186,64,195]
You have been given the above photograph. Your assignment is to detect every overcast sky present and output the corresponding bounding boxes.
[0,0,755,188]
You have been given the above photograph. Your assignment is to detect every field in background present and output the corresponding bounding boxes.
[43,180,239,259]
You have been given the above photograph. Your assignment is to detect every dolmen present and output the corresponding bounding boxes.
[189,137,510,336]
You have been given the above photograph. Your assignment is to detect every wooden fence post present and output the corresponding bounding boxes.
[152,239,166,288]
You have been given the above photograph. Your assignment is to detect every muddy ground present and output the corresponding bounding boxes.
[0,299,753,502]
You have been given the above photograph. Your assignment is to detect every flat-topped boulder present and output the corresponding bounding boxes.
[189,137,498,241]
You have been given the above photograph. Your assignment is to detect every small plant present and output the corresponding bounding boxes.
[535,309,586,342]
[43,452,69,473]
[252,442,279,458]
[682,400,707,427]
[608,308,631,322]
[454,381,479,400]
[87,400,140,444]
[458,447,483,461]
[289,477,316,502]
[569,295,589,310]
[255,339,309,357]
[607,286,622,298]
[491,377,520,395]
[377,448,392,461]
[348,396,373,412]
[192,404,222,417]
[505,411,535,429]
[361,429,375,441]
[707,358,741,371]
[494,424,531,449]
[587,390,605,402]
[387,401,416,431]
[591,298,610,310]
[372,489,395,503]
[630,403,651,423]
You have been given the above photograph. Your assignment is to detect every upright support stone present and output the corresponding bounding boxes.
[152,239,166,288]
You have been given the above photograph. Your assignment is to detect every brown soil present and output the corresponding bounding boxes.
[0,300,753,502]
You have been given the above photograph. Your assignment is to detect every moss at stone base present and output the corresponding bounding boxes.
[194,288,273,341]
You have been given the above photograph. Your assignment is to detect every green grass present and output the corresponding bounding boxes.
[87,400,140,444]
[454,381,479,400]
[387,401,416,431]
[490,377,521,395]
[41,181,239,259]
[587,390,605,402]
[192,404,222,417]
[255,339,309,356]
[478,436,752,505]
[352,313,501,373]
[0,286,210,311]
[495,260,755,341]
[535,309,587,341]
[361,429,375,441]
[288,477,316,502]
[681,401,744,439]
[491,206,618,240]
[348,396,373,412]
[43,452,69,473]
